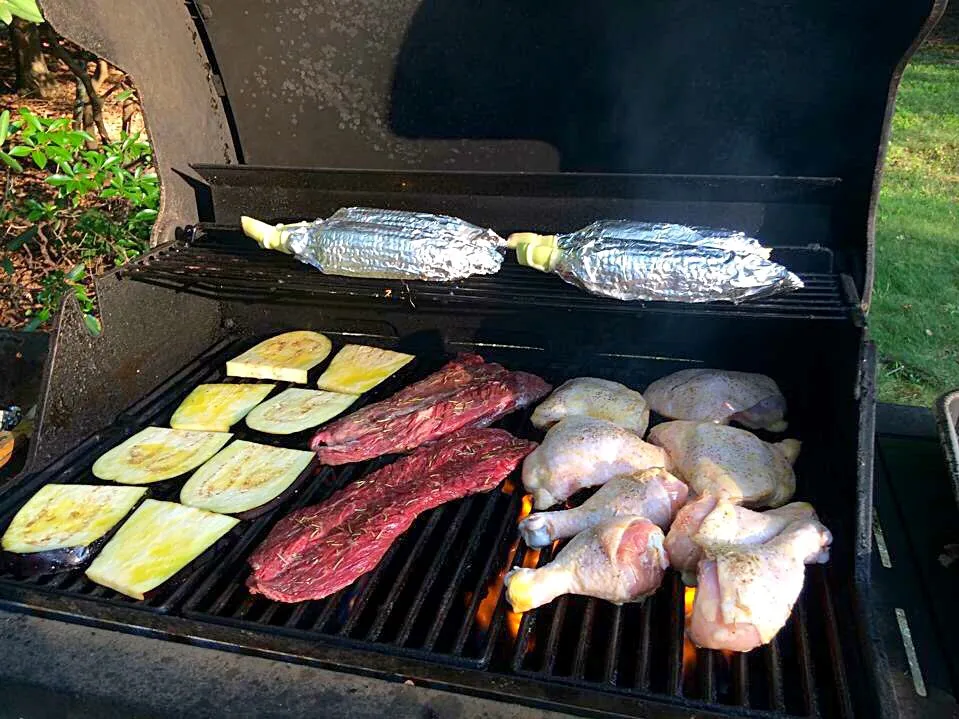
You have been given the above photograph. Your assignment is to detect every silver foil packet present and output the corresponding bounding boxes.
[515,221,803,303]
[253,207,505,282]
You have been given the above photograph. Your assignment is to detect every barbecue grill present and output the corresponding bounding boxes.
[5,0,952,717]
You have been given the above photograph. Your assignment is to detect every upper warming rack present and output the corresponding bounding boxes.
[123,225,853,321]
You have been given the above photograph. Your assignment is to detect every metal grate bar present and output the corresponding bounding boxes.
[392,497,477,646]
[540,597,569,675]
[572,599,598,680]
[603,604,623,685]
[766,638,786,712]
[366,507,447,642]
[339,542,405,636]
[635,595,654,691]
[733,651,750,708]
[450,491,524,654]
[817,570,855,719]
[701,650,716,704]
[794,600,819,717]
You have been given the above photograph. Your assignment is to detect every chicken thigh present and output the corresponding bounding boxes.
[665,495,818,584]
[531,377,650,435]
[505,516,668,612]
[687,518,832,651]
[519,468,687,548]
[645,369,788,432]
[647,421,799,508]
[522,417,669,509]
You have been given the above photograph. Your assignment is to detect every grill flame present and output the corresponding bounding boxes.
[682,586,697,676]
[474,493,538,642]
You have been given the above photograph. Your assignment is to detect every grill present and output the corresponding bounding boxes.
[6,0,952,716]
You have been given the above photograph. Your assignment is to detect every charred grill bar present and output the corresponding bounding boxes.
[3,0,953,716]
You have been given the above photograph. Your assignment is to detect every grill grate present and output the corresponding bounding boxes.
[120,226,853,321]
[0,336,858,716]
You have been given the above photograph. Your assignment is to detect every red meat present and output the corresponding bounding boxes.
[247,428,536,601]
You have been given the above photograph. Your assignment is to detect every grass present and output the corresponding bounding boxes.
[872,41,959,406]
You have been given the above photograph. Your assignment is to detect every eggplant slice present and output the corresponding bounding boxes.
[92,427,232,484]
[180,440,314,515]
[245,388,358,435]
[226,331,332,384]
[316,344,414,394]
[1,484,147,575]
[85,499,239,600]
[170,382,275,432]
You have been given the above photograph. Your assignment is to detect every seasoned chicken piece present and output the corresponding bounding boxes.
[647,421,799,508]
[505,516,668,612]
[531,377,650,435]
[519,468,687,548]
[688,518,832,651]
[645,368,788,432]
[665,495,818,584]
[522,417,669,509]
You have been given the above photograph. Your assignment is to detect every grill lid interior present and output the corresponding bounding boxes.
[190,0,944,299]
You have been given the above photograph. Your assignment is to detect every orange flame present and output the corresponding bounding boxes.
[682,587,697,676]
[473,494,537,640]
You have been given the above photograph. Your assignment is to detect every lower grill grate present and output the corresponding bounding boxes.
[0,336,858,716]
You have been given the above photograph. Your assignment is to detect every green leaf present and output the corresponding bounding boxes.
[45,174,72,186]
[132,208,158,222]
[8,145,31,157]
[6,226,37,251]
[65,263,86,281]
[115,89,135,102]
[1,258,13,275]
[82,313,102,335]
[0,109,9,145]
[0,150,23,172]
[19,108,42,132]
[31,149,46,169]
[7,0,44,23]
[0,6,13,24]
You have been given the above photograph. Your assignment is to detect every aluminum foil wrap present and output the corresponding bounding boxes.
[548,230,803,303]
[564,220,771,258]
[286,207,505,281]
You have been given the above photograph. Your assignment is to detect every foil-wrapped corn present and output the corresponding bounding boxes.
[510,220,803,303]
[241,208,505,282]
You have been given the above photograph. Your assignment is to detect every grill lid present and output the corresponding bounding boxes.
[190,0,943,302]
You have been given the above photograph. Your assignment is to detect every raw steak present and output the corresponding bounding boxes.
[247,428,536,601]
[310,354,550,465]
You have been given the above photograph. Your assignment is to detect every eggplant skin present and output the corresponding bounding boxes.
[1,542,100,577]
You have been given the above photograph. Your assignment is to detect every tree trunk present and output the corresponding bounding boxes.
[10,19,54,98]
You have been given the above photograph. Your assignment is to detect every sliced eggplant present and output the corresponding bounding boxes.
[226,331,332,384]
[92,427,232,485]
[85,499,239,600]
[180,440,313,516]
[244,388,358,435]
[316,344,414,394]
[1,484,146,575]
[170,383,275,432]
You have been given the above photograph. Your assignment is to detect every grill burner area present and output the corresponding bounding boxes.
[0,335,861,717]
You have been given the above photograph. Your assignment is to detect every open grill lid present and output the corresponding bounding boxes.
[45,0,944,304]
[188,0,944,303]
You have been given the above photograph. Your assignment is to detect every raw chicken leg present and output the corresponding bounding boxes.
[665,495,818,584]
[687,517,832,651]
[647,421,799,508]
[522,417,669,509]
[505,516,668,612]
[531,377,650,435]
[519,468,687,548]
[645,369,788,431]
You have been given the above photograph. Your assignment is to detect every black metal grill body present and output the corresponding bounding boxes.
[1,167,891,717]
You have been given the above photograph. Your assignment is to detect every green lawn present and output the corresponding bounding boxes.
[872,41,959,406]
